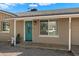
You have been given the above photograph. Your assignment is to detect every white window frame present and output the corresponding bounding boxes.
[39,20,59,37]
[0,20,10,33]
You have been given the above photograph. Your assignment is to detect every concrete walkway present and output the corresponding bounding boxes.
[0,46,73,56]
[21,42,68,50]
[0,42,74,56]
[72,45,79,56]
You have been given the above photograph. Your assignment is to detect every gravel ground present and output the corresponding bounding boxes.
[0,43,74,56]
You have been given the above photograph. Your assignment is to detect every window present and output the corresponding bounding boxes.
[40,20,58,36]
[40,20,48,35]
[2,21,10,31]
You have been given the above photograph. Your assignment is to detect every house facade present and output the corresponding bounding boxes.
[1,8,79,51]
[0,10,16,42]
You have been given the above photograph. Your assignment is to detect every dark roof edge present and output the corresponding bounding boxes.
[0,10,18,17]
[17,12,79,18]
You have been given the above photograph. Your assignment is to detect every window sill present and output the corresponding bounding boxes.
[0,31,10,33]
[39,35,59,38]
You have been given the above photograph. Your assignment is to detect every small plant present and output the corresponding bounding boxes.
[16,33,21,44]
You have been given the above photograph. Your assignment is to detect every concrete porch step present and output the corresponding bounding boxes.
[19,42,68,51]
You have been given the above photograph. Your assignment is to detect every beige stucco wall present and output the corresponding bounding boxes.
[0,20,14,41]
[32,18,69,45]
[72,18,79,45]
[16,21,24,41]
[0,19,24,42]
[10,20,14,37]
[0,13,15,41]
[9,17,79,45]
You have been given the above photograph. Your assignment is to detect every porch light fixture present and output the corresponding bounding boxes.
[33,20,37,25]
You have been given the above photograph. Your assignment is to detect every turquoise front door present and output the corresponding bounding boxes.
[25,21,32,41]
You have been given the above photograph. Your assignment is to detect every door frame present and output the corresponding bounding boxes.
[24,20,33,42]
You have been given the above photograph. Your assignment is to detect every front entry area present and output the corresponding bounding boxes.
[25,21,32,41]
